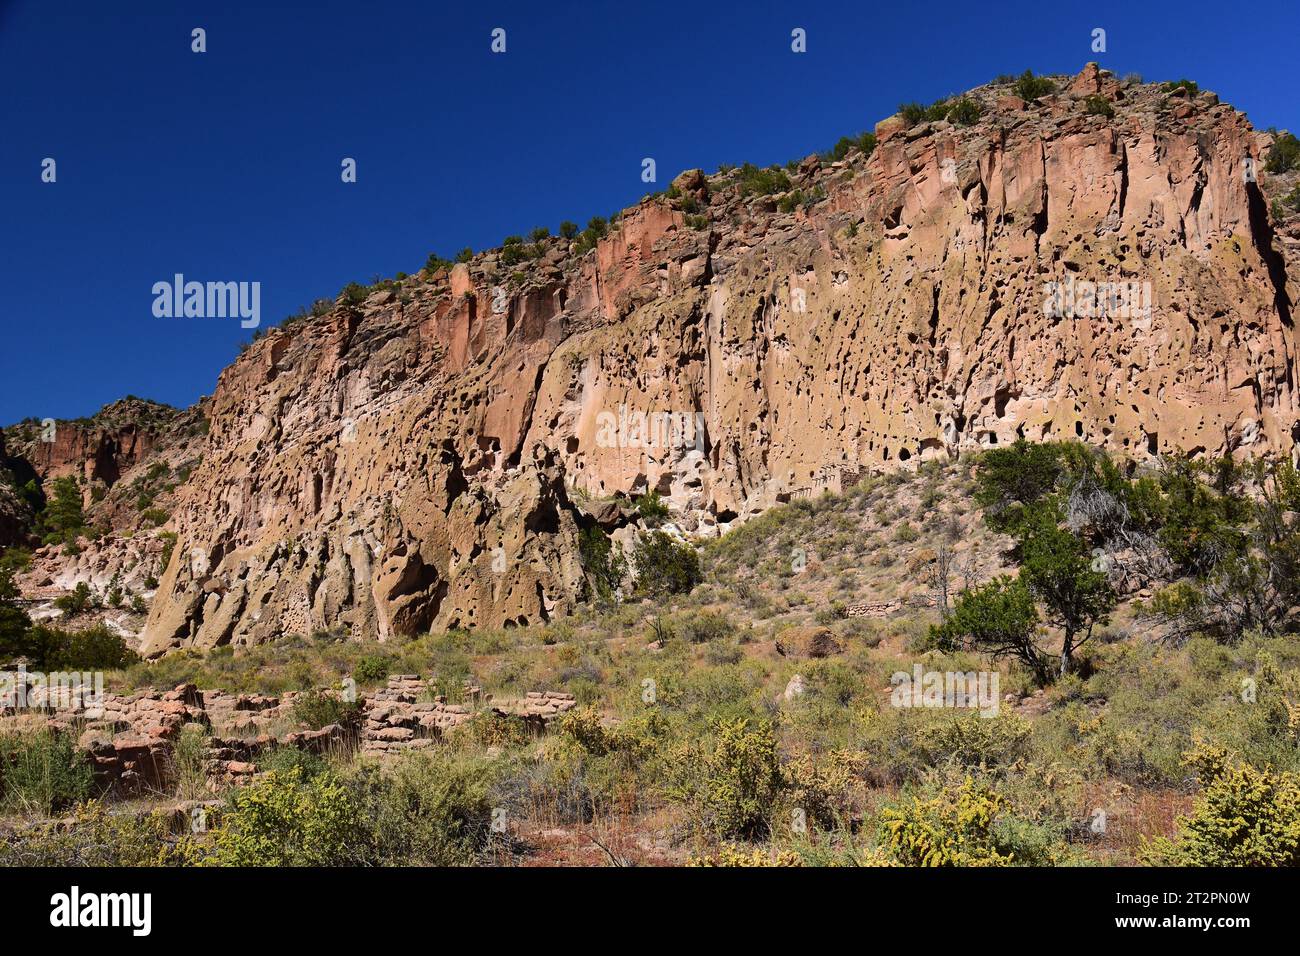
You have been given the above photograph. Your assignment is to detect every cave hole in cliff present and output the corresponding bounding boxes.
[1147,431,1159,456]
[1075,421,1084,438]
[91,439,123,488]
[1245,175,1294,325]
[928,288,940,348]
[534,582,552,623]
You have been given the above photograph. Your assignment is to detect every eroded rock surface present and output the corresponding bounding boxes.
[19,66,1289,656]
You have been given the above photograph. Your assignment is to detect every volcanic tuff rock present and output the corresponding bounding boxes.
[117,65,1299,654]
[2,397,208,538]
[4,399,182,493]
[1,399,209,639]
[0,432,38,549]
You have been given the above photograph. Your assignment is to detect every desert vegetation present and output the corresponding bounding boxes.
[2,443,1299,867]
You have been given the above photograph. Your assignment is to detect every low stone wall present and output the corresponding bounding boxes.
[359,677,577,756]
[1,672,579,795]
[362,674,473,757]
[843,600,903,618]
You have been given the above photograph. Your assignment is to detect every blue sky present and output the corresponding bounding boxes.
[2,0,1296,424]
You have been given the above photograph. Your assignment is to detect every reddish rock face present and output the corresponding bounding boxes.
[4,398,178,496]
[119,65,1300,656]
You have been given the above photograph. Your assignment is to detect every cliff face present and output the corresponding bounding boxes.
[3,399,165,504]
[140,65,1299,656]
[2,399,208,622]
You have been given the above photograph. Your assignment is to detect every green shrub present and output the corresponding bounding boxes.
[675,609,736,644]
[158,532,177,575]
[53,582,95,617]
[578,525,624,603]
[932,577,1047,682]
[1161,78,1199,95]
[1266,131,1300,174]
[42,623,138,670]
[913,713,1033,770]
[573,216,610,254]
[1013,70,1056,102]
[777,190,804,213]
[0,566,34,664]
[0,801,197,866]
[899,101,935,125]
[210,768,371,866]
[1084,95,1115,118]
[0,548,33,577]
[258,746,328,782]
[1141,745,1300,865]
[823,131,877,162]
[735,163,792,198]
[353,654,392,685]
[169,723,210,800]
[500,240,529,266]
[634,490,670,527]
[666,717,783,840]
[364,751,499,864]
[1273,184,1300,221]
[0,729,95,814]
[945,97,983,126]
[880,776,1016,866]
[633,531,702,597]
[290,689,361,731]
[211,753,501,866]
[460,711,532,749]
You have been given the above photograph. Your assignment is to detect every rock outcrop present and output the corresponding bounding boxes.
[89,66,1297,655]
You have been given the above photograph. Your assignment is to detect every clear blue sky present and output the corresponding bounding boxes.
[2,0,1296,425]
